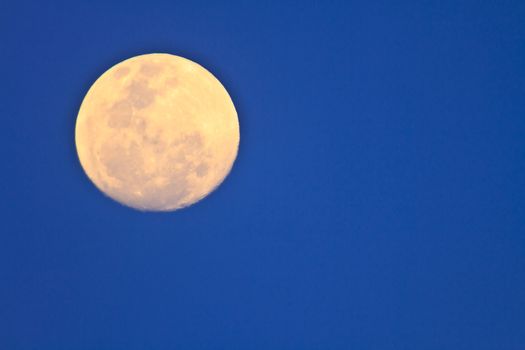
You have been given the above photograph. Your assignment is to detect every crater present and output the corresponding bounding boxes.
[127,79,156,109]
[182,132,203,148]
[143,129,167,153]
[132,115,147,133]
[113,67,130,79]
[99,141,147,186]
[140,62,162,76]
[195,163,209,177]
[107,100,133,128]
[165,77,178,88]
[140,175,190,210]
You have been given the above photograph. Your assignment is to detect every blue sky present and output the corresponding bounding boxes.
[1,1,525,348]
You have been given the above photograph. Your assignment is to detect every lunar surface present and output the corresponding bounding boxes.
[75,53,239,211]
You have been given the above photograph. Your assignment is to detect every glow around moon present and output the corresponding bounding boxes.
[75,53,239,211]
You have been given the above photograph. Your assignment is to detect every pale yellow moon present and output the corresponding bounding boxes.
[75,53,239,211]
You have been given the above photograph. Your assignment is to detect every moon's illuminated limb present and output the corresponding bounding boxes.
[75,53,239,211]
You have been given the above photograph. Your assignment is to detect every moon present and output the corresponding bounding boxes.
[75,53,239,211]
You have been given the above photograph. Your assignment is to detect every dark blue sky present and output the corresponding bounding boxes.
[2,1,525,348]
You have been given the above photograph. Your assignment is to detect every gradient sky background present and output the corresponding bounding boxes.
[1,0,525,349]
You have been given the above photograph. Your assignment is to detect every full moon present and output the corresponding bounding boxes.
[75,53,239,211]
